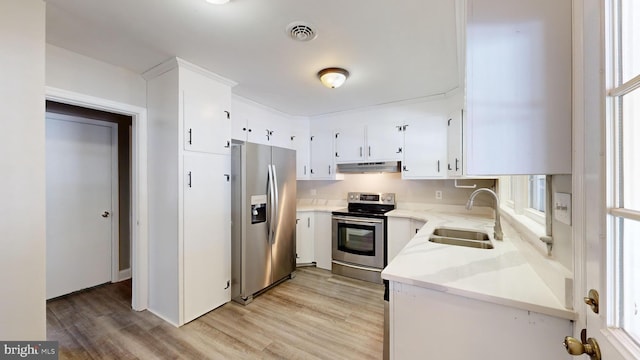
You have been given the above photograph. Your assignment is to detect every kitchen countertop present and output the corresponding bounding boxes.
[296,199,345,213]
[381,209,576,321]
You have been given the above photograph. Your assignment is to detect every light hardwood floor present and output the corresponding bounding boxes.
[47,267,385,359]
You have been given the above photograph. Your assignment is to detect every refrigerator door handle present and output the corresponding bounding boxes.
[267,164,275,242]
[272,164,279,244]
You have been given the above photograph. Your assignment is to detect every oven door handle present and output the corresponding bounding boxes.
[332,216,384,225]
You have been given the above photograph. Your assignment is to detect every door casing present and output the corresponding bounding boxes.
[45,87,149,312]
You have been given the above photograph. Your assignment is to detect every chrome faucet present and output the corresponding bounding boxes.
[466,188,503,240]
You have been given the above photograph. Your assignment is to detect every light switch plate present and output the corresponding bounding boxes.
[554,192,571,225]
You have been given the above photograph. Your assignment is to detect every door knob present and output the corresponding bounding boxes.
[101,211,110,218]
[563,329,601,360]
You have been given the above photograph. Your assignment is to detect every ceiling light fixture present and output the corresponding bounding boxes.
[205,0,230,4]
[317,68,349,89]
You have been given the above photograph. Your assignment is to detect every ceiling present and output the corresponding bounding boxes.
[45,0,461,117]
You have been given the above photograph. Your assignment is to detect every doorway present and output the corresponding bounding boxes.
[45,101,133,299]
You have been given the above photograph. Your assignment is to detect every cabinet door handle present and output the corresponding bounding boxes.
[368,146,371,157]
[224,280,230,290]
[437,160,440,172]
[248,128,252,132]
[307,217,310,227]
[335,152,339,158]
[396,125,403,132]
[224,174,230,182]
[328,165,331,175]
[359,147,363,157]
[456,158,460,171]
[187,171,192,188]
[304,165,307,175]
[448,163,452,171]
[188,128,193,145]
[242,127,247,131]
[310,168,314,174]
[224,140,230,148]
[296,218,300,224]
[291,135,295,141]
[396,147,402,154]
[224,111,230,119]
[402,165,409,172]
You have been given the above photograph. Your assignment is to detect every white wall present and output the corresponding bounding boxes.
[46,44,147,108]
[0,0,46,340]
[298,173,495,206]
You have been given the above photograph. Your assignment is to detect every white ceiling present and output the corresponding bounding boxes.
[45,0,461,117]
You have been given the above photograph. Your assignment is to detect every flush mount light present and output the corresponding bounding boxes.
[205,0,229,4]
[317,67,349,89]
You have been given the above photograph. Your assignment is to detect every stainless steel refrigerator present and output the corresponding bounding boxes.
[231,142,297,304]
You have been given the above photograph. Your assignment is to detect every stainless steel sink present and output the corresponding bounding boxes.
[429,227,493,249]
[429,236,494,249]
[432,227,490,241]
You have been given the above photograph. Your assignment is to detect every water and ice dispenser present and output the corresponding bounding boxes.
[251,194,267,224]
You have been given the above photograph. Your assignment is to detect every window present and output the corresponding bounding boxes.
[499,175,546,225]
[607,0,640,345]
[528,175,546,213]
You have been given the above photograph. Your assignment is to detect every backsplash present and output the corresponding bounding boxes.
[297,173,496,206]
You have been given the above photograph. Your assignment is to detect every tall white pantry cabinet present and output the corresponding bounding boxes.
[145,58,234,326]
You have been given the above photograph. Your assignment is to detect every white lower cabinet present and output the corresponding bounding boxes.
[183,153,231,323]
[387,217,426,264]
[386,218,411,264]
[295,211,315,264]
[313,212,333,270]
[390,282,572,360]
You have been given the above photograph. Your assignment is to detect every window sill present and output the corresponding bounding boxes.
[500,205,547,254]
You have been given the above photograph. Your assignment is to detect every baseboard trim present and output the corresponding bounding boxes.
[117,268,131,282]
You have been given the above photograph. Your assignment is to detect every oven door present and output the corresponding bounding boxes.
[332,215,384,269]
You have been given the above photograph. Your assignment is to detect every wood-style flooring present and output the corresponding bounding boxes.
[47,267,385,360]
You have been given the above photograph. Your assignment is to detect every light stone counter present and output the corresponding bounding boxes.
[381,209,576,320]
[296,199,345,213]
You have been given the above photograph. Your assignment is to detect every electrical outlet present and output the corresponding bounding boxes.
[435,190,443,200]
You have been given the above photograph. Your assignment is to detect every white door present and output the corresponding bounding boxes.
[183,152,231,323]
[574,1,637,359]
[46,114,117,299]
[401,116,447,179]
[367,123,404,162]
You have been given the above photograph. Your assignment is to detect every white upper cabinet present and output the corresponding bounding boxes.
[334,126,365,163]
[464,0,572,175]
[182,69,232,155]
[231,96,296,149]
[290,127,310,180]
[334,123,403,163]
[447,110,463,177]
[310,128,342,180]
[401,116,447,179]
[367,124,405,162]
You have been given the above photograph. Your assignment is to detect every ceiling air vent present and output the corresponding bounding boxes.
[286,22,317,42]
